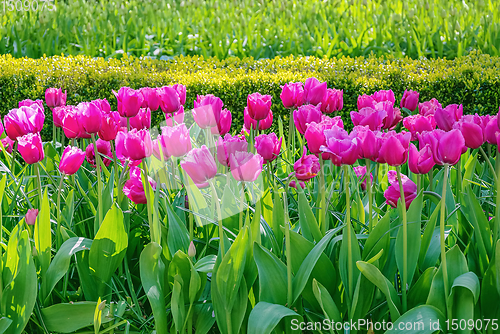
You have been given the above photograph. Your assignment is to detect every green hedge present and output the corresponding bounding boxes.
[1,50,500,140]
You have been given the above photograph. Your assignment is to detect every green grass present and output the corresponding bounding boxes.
[1,0,500,59]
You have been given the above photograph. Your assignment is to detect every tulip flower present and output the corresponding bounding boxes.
[294,146,320,181]
[419,129,465,166]
[165,106,185,127]
[140,87,161,111]
[158,85,181,114]
[152,138,171,161]
[181,145,217,188]
[353,166,373,191]
[194,94,223,117]
[78,101,102,134]
[304,117,342,158]
[61,107,81,139]
[244,107,273,131]
[400,90,419,111]
[173,84,187,106]
[354,125,382,161]
[113,87,144,118]
[52,107,66,128]
[321,88,343,114]
[192,96,219,129]
[453,114,488,149]
[293,104,323,134]
[115,129,153,161]
[45,88,67,109]
[229,151,263,182]
[380,103,402,130]
[216,134,248,167]
[321,126,359,166]
[303,77,327,105]
[378,131,411,166]
[1,137,14,154]
[25,208,39,225]
[247,92,272,121]
[17,133,44,164]
[384,170,417,209]
[289,180,306,189]
[281,82,304,109]
[435,104,463,131]
[4,106,45,140]
[60,146,85,175]
[403,114,437,140]
[372,90,395,104]
[19,99,44,109]
[357,94,375,110]
[419,98,442,116]
[161,124,192,157]
[123,167,157,204]
[408,143,435,174]
[255,133,282,163]
[85,140,112,168]
[485,115,500,145]
[99,111,121,141]
[92,99,111,114]
[350,107,386,131]
[211,108,232,136]
[129,108,151,130]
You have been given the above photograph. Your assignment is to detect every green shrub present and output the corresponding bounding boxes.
[1,51,500,140]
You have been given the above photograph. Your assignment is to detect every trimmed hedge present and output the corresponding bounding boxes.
[1,50,500,140]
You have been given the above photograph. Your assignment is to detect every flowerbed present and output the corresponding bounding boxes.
[1,76,500,333]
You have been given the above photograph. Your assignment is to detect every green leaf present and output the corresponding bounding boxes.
[448,271,480,326]
[271,191,284,254]
[339,223,361,305]
[194,255,216,273]
[35,189,52,280]
[312,279,341,323]
[166,200,190,255]
[247,302,299,334]
[172,275,186,333]
[253,243,287,305]
[385,305,445,334]
[41,302,113,333]
[408,267,437,309]
[362,211,390,267]
[297,188,322,242]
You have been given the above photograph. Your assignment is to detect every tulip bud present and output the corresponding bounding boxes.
[180,145,217,188]
[384,170,417,210]
[60,146,86,175]
[17,133,44,164]
[244,107,273,131]
[188,241,196,258]
[400,90,419,112]
[294,146,320,180]
[293,104,322,134]
[160,124,192,158]
[98,300,106,311]
[123,167,157,204]
[247,92,272,121]
[303,77,327,105]
[159,86,181,114]
[280,82,304,109]
[25,208,39,225]
[113,87,144,118]
[78,101,102,134]
[45,88,67,109]
[255,133,282,164]
[320,88,343,114]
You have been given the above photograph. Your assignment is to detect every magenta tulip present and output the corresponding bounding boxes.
[211,108,232,136]
[303,77,327,105]
[194,94,224,120]
[181,145,217,188]
[60,146,85,175]
[161,124,192,157]
[86,140,112,168]
[25,208,39,225]
[115,129,153,161]
[17,133,44,164]
[400,90,419,111]
[19,99,44,109]
[113,87,144,118]
[165,106,185,127]
[129,108,151,130]
[93,99,111,114]
[123,167,157,204]
[372,90,395,104]
[45,88,67,109]
[384,170,417,210]
[289,180,306,189]
[247,92,272,121]
[321,88,343,114]
[244,107,273,131]
[230,151,263,182]
[453,114,486,149]
[350,107,386,131]
[403,114,437,140]
[485,115,500,145]
[158,86,181,114]
[378,131,411,166]
[294,146,320,181]
[52,107,65,128]
[357,94,375,110]
[353,166,373,191]
[281,82,304,109]
[99,111,121,141]
[408,143,435,174]
[435,104,463,131]
[255,133,282,163]
[61,107,84,139]
[380,103,402,130]
[152,138,171,161]
[78,102,102,134]
[4,106,45,140]
[419,129,465,165]
[419,98,442,116]
[321,126,359,166]
[216,134,248,167]
[140,87,161,111]
[2,137,14,154]
[304,117,342,158]
[293,104,322,134]
[173,84,187,106]
[355,126,382,161]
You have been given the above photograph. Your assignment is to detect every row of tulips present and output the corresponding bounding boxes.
[1,77,500,334]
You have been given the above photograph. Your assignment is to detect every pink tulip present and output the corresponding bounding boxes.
[1,137,14,154]
[19,99,44,109]
[353,166,373,191]
[115,129,153,161]
[45,88,67,109]
[419,129,465,165]
[354,126,382,161]
[321,126,359,166]
[181,145,217,188]
[408,143,435,174]
[211,108,232,136]
[255,133,282,163]
[247,92,272,121]
[164,106,185,127]
[85,140,112,168]
[123,167,157,204]
[435,104,463,131]
[4,106,45,140]
[129,108,151,130]
[384,170,417,210]
[372,90,395,104]
[173,84,187,105]
[139,87,161,111]
[403,114,437,140]
[25,208,39,225]
[216,134,248,167]
[113,87,144,118]
[303,77,327,105]
[152,138,171,161]
[17,133,44,164]
[78,101,102,135]
[161,124,192,157]
[380,103,402,130]
[192,96,220,129]
[61,107,81,139]
[321,88,343,114]
[419,98,442,116]
[60,146,85,175]
[305,117,342,158]
[158,86,181,114]
[400,90,419,111]
[453,114,486,149]
[52,107,65,128]
[294,146,320,181]
[244,107,273,131]
[99,111,121,141]
[350,107,386,131]
[281,82,304,109]
[289,180,306,189]
[357,94,375,110]
[378,131,411,166]
[92,99,111,114]
[229,151,263,182]
[293,104,322,134]
[485,115,500,145]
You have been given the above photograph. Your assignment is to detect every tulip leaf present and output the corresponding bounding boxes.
[253,243,287,305]
[183,171,211,227]
[362,210,390,267]
[172,275,186,333]
[408,267,437,309]
[419,203,440,270]
[339,222,361,305]
[312,279,341,323]
[385,305,445,334]
[297,187,322,243]
[166,200,190,256]
[247,302,299,334]
[271,191,285,254]
[41,302,113,333]
[35,189,52,281]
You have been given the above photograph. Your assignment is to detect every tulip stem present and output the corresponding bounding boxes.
[365,159,373,232]
[171,158,177,188]
[52,120,57,147]
[110,141,120,200]
[319,156,327,235]
[10,142,17,175]
[396,166,408,313]
[287,109,295,170]
[342,165,354,301]
[60,128,65,157]
[127,117,130,132]
[495,157,500,244]
[141,161,155,243]
[34,162,43,208]
[209,180,225,256]
[56,175,64,248]
[283,183,293,308]
[91,134,104,229]
[440,165,450,318]
[480,146,497,184]
[416,174,421,194]
[239,182,245,230]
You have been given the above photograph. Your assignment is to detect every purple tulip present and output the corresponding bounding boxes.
[129,108,151,130]
[161,124,192,157]
[4,106,45,140]
[384,170,417,210]
[139,87,161,111]
[255,133,282,163]
[45,88,67,109]
[403,114,437,140]
[485,115,500,145]
[419,98,442,116]
[25,208,39,225]
[380,102,402,130]
[123,167,157,204]
[85,139,112,168]
[400,90,420,111]
[354,125,382,161]
[293,104,323,134]
[353,166,373,191]
[17,133,44,164]
[247,92,272,121]
[99,111,121,141]
[113,87,144,118]
[173,84,187,106]
[158,86,181,114]
[78,101,102,135]
[216,134,248,167]
[350,107,387,131]
[229,151,264,182]
[303,77,327,105]
[244,107,273,131]
[304,116,343,159]
[281,82,304,109]
[165,106,185,127]
[60,146,85,175]
[115,129,153,161]
[435,104,463,131]
[294,146,320,181]
[181,145,217,188]
[152,138,171,161]
[378,131,411,166]
[211,108,232,136]
[321,88,343,114]
[357,94,375,110]
[372,90,395,104]
[408,143,435,174]
[321,126,359,166]
[453,114,486,149]
[418,129,465,166]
